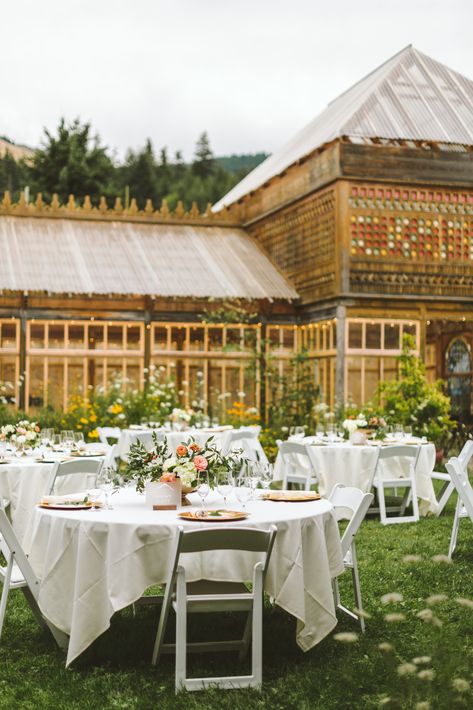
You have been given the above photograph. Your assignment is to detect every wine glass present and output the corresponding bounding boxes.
[216,470,234,507]
[404,426,412,439]
[97,466,115,510]
[52,434,62,451]
[196,475,210,516]
[259,463,274,493]
[394,424,404,441]
[235,475,251,510]
[73,432,85,451]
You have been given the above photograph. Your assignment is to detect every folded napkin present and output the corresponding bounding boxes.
[41,492,90,505]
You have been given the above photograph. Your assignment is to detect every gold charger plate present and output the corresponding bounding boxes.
[38,501,102,510]
[263,492,321,502]
[178,509,248,522]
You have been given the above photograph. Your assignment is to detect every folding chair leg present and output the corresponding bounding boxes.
[251,568,263,687]
[350,544,365,633]
[377,482,388,525]
[0,555,13,640]
[436,481,455,516]
[448,496,462,559]
[238,611,252,662]
[175,568,187,692]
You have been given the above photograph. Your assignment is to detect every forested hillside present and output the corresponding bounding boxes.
[0,120,267,210]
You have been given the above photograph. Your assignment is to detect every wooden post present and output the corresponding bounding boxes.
[335,305,346,408]
[18,296,27,410]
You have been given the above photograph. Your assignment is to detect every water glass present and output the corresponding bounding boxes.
[394,424,404,440]
[196,476,210,516]
[216,471,234,506]
[235,476,251,510]
[97,466,115,510]
[404,426,412,438]
[73,432,85,450]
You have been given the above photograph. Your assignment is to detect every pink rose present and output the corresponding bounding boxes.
[193,455,208,471]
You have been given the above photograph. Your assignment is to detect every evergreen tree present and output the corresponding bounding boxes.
[0,153,29,199]
[192,131,215,179]
[120,139,158,208]
[29,118,114,203]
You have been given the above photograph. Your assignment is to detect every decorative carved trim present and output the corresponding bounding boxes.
[0,191,241,226]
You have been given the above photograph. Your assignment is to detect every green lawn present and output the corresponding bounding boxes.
[0,491,471,710]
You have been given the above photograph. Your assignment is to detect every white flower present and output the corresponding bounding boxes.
[452,678,470,693]
[237,391,246,398]
[455,597,473,609]
[426,594,447,605]
[381,592,404,605]
[403,554,423,563]
[163,457,177,470]
[431,554,452,564]
[378,642,393,652]
[418,669,435,681]
[384,612,405,623]
[397,662,417,676]
[333,632,358,643]
[413,656,431,665]
[343,419,358,433]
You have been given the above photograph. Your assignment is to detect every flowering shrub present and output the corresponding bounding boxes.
[124,434,243,491]
[0,420,41,446]
[226,401,260,428]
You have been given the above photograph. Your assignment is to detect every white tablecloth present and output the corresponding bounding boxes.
[273,438,438,515]
[0,456,102,542]
[25,489,344,666]
[115,427,234,458]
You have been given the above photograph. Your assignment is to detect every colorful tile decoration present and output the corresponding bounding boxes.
[348,187,473,260]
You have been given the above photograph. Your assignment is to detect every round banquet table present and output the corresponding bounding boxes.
[25,488,344,667]
[273,437,438,515]
[115,427,234,459]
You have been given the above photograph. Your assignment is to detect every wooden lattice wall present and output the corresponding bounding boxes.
[247,188,336,304]
[347,183,473,297]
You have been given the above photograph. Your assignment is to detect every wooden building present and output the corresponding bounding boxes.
[1,45,473,416]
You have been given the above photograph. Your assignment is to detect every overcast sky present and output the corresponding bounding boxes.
[2,0,472,161]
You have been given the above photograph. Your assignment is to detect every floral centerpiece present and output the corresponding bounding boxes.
[0,420,41,449]
[124,433,243,502]
[343,413,387,442]
[168,407,193,430]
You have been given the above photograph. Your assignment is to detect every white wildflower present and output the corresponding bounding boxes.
[354,607,371,619]
[333,632,358,643]
[397,662,417,676]
[381,592,404,605]
[378,642,393,652]
[455,597,473,609]
[403,554,423,563]
[452,678,470,693]
[431,554,453,564]
[413,656,431,665]
[384,613,405,622]
[426,594,447,605]
[418,669,435,681]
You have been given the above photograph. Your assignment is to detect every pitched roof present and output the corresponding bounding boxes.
[0,216,298,301]
[214,45,473,210]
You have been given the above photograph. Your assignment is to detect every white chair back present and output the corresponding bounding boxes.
[47,458,104,495]
[131,431,162,451]
[328,484,374,558]
[369,444,420,487]
[96,427,121,445]
[278,440,317,490]
[225,429,268,467]
[446,456,473,522]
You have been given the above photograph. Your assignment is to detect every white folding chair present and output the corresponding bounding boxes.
[47,458,104,495]
[369,445,420,524]
[96,426,121,445]
[151,525,277,692]
[432,440,473,516]
[131,431,162,451]
[278,441,318,491]
[224,429,269,468]
[328,484,374,632]
[0,507,68,649]
[445,455,473,558]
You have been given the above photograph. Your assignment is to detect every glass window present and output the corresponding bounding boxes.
[281,328,296,350]
[28,357,45,408]
[0,323,17,350]
[348,322,363,349]
[225,328,242,351]
[366,323,381,349]
[153,326,169,351]
[47,358,64,408]
[89,325,105,350]
[188,327,204,352]
[402,323,417,339]
[30,324,45,349]
[126,325,141,351]
[0,357,17,402]
[68,325,85,350]
[170,327,186,351]
[108,325,124,350]
[384,323,400,350]
[48,324,65,349]
[267,328,280,349]
[208,327,223,352]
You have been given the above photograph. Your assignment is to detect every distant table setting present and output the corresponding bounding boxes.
[25,487,344,666]
[273,434,438,515]
[115,425,234,459]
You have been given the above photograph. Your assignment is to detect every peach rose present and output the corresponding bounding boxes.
[159,472,176,483]
[176,445,188,457]
[193,455,208,471]
[189,443,201,452]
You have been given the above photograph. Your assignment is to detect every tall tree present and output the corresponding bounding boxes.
[192,131,215,179]
[119,139,158,208]
[0,153,29,199]
[29,118,114,203]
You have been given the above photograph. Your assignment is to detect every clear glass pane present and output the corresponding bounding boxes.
[402,323,417,340]
[89,326,105,350]
[281,327,295,350]
[384,323,400,350]
[365,323,381,349]
[0,357,16,402]
[126,325,141,351]
[153,326,169,351]
[30,324,45,349]
[208,327,223,352]
[225,328,242,351]
[108,325,123,350]
[170,327,186,351]
[348,322,363,349]
[0,323,17,350]
[48,324,65,349]
[188,327,205,352]
[267,328,280,349]
[28,357,44,408]
[68,325,85,350]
